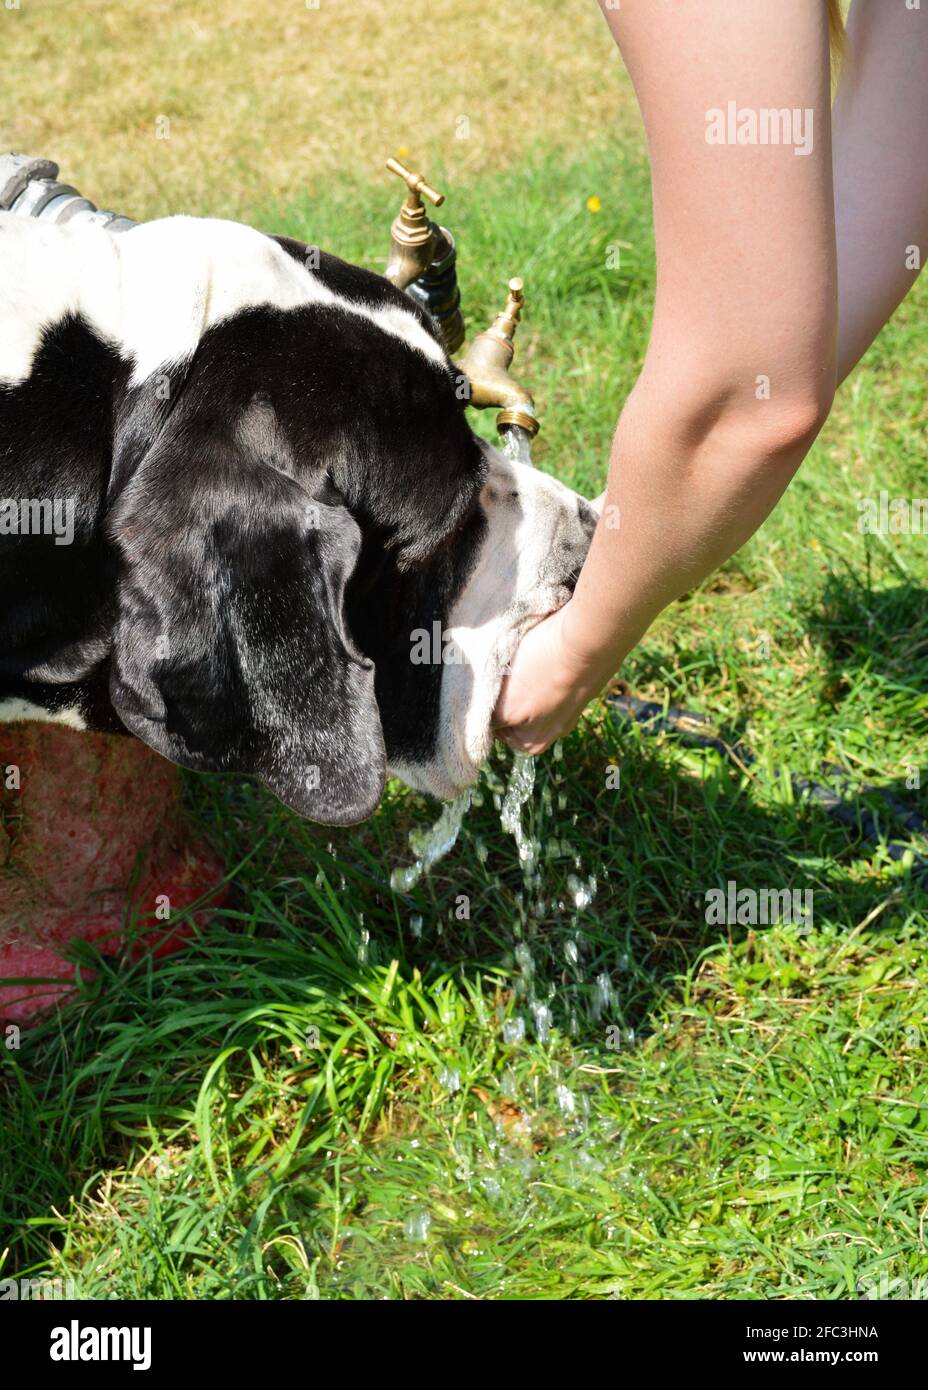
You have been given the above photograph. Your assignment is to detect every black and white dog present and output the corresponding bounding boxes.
[0,212,595,824]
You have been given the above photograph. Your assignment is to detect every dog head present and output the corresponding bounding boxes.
[23,216,595,822]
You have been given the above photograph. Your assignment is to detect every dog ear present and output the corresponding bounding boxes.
[105,422,386,826]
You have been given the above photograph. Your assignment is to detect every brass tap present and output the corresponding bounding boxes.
[383,155,465,353]
[458,278,539,437]
[383,157,445,291]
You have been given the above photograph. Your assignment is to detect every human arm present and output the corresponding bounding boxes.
[496,0,928,753]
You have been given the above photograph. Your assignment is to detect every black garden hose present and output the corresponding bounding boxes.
[608,694,928,884]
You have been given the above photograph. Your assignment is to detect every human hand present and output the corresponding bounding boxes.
[492,601,610,755]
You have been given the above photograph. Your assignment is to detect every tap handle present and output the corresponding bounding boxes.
[503,277,524,322]
[491,277,526,343]
[385,157,445,209]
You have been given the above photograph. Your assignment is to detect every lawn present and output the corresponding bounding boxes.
[2,3,928,1302]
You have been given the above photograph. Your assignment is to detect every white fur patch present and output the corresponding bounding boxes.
[396,446,593,800]
[0,214,120,385]
[0,698,87,730]
[0,211,446,388]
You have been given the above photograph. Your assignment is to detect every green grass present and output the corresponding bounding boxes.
[2,140,928,1301]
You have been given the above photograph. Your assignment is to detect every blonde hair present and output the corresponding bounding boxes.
[827,0,846,61]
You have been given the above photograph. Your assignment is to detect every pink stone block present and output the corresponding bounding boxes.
[0,724,228,1022]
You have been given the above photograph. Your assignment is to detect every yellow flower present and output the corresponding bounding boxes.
[586,195,602,213]
[397,146,410,159]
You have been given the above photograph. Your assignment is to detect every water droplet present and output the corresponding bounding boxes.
[404,1209,431,1243]
[567,873,597,911]
[555,1085,576,1117]
[533,1003,552,1042]
[577,1149,604,1172]
[592,972,614,1018]
[503,1017,526,1044]
[514,943,534,976]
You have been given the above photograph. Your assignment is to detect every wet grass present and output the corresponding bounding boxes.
[2,139,928,1300]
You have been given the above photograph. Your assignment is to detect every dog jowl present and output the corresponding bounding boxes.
[0,211,595,823]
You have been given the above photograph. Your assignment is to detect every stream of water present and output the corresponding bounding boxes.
[499,423,535,467]
[388,789,473,893]
[386,421,611,1204]
[381,424,641,1246]
[499,752,538,866]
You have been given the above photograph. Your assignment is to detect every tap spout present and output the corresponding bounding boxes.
[458,278,539,437]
